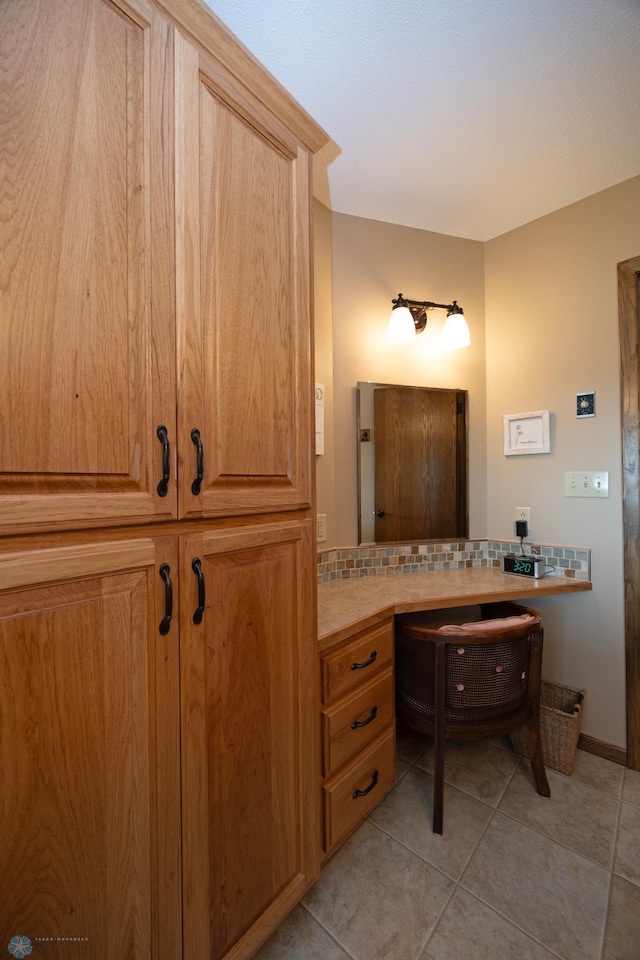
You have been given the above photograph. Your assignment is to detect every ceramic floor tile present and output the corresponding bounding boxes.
[461,811,610,960]
[601,874,640,960]
[395,756,412,780]
[303,819,454,960]
[420,887,560,960]
[613,800,640,886]
[486,733,515,753]
[396,724,432,764]
[267,742,631,960]
[622,765,640,808]
[253,905,353,960]
[499,763,619,867]
[416,740,519,806]
[368,765,493,880]
[570,748,625,798]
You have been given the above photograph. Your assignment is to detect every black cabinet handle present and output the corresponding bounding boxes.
[351,650,377,671]
[351,705,378,730]
[156,425,170,497]
[191,428,203,495]
[192,557,205,624]
[159,563,172,635]
[352,770,379,799]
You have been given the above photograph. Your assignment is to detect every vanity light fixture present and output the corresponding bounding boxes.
[388,293,470,349]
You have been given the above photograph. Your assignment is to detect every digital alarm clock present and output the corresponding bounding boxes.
[502,553,546,578]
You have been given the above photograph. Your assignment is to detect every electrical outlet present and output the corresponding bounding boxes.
[316,514,327,542]
[515,507,531,523]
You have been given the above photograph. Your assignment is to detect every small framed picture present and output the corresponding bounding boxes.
[576,391,595,418]
[503,410,551,456]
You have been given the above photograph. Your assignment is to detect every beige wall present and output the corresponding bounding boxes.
[485,175,640,748]
[316,209,487,548]
[313,200,336,541]
[315,176,640,749]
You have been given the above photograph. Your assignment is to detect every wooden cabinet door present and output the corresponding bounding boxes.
[174,33,314,519]
[0,0,177,534]
[0,536,181,960]
[180,520,320,960]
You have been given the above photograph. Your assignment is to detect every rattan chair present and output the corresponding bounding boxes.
[395,601,550,834]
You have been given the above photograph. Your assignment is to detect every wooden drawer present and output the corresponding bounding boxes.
[322,667,394,777]
[323,727,395,853]
[321,619,393,703]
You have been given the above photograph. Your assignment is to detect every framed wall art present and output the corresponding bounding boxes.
[503,410,550,455]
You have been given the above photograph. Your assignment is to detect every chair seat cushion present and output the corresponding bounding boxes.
[438,614,534,633]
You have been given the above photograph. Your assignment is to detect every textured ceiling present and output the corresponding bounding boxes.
[204,0,640,241]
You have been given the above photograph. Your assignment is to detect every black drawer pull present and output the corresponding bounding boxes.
[159,563,172,635]
[353,770,379,799]
[191,428,203,495]
[156,425,170,497]
[351,650,377,671]
[192,557,205,624]
[351,705,378,729]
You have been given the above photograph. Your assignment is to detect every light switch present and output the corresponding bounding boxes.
[564,471,609,498]
[315,383,324,455]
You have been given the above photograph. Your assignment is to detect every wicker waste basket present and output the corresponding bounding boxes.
[509,681,585,775]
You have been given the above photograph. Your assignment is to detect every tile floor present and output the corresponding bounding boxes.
[255,729,640,960]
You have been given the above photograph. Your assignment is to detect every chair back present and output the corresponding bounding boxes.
[395,602,543,727]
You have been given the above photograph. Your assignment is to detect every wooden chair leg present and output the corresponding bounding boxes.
[525,630,550,797]
[524,717,550,797]
[432,644,446,833]
[432,726,445,834]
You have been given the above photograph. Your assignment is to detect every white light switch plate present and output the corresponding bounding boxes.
[564,471,609,498]
[316,514,327,541]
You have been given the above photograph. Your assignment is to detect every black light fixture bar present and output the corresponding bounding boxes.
[391,293,464,334]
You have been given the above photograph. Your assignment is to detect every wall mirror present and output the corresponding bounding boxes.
[357,381,468,545]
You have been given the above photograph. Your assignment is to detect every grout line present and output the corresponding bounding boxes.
[416,878,457,960]
[621,765,640,810]
[493,803,616,875]
[359,819,462,960]
[363,816,460,886]
[420,800,504,958]
[456,792,500,882]
[456,800,609,960]
[597,870,616,960]
[448,886,568,960]
[597,788,624,959]
[299,900,359,959]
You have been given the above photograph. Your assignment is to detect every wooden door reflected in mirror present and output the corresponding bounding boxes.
[357,383,468,544]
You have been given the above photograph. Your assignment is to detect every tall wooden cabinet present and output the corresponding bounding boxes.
[0,536,182,959]
[174,30,314,519]
[0,0,177,533]
[0,1,327,958]
[180,521,317,960]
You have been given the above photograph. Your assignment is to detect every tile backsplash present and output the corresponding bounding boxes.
[317,539,591,584]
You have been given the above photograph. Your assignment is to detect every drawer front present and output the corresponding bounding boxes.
[323,727,395,853]
[322,667,394,777]
[321,620,393,703]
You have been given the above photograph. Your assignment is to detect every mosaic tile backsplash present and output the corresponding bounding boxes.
[317,539,591,584]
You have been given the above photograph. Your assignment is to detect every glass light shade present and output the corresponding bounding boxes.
[387,305,416,344]
[441,311,471,350]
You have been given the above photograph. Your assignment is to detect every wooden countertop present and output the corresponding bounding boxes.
[317,567,591,648]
